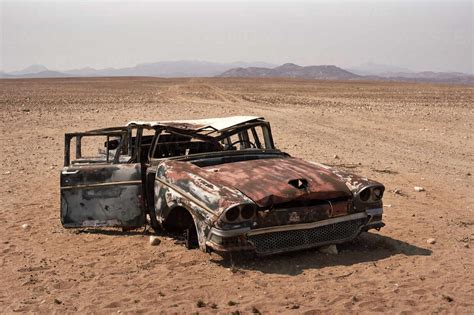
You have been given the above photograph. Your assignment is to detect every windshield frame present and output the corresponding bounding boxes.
[147,121,276,162]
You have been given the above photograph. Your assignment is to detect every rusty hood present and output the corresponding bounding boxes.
[201,157,354,208]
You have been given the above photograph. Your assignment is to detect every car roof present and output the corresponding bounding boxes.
[127,116,264,132]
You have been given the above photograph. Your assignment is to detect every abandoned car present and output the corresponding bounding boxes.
[60,116,385,255]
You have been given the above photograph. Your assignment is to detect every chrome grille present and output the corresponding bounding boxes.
[248,218,366,255]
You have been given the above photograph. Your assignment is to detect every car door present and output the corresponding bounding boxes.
[60,128,146,228]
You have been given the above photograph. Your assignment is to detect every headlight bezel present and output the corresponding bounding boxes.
[222,203,257,223]
[224,206,240,222]
[357,185,385,203]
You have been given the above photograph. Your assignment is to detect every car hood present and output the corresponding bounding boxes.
[202,157,354,208]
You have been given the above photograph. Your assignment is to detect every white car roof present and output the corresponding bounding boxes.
[127,116,263,131]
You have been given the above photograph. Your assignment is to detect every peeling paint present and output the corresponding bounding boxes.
[61,116,385,255]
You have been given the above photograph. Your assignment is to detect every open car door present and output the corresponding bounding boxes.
[60,127,145,228]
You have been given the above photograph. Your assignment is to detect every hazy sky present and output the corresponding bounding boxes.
[1,0,473,73]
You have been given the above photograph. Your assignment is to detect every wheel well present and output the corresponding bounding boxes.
[163,206,195,232]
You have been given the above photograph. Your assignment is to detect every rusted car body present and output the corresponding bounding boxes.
[61,116,385,255]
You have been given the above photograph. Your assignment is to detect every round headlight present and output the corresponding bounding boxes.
[240,204,255,220]
[359,188,371,202]
[225,206,240,222]
[373,187,383,200]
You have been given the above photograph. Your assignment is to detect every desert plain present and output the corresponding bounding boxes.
[0,77,473,313]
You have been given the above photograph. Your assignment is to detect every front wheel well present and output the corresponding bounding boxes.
[164,206,199,249]
[163,206,195,231]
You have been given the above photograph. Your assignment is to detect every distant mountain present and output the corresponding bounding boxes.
[369,71,474,84]
[19,70,71,78]
[0,72,15,78]
[10,64,49,76]
[2,64,71,78]
[348,62,413,76]
[2,61,277,79]
[219,63,474,84]
[219,63,361,80]
[2,61,472,84]
[64,67,98,76]
[86,60,278,77]
[347,62,474,84]
[0,70,71,78]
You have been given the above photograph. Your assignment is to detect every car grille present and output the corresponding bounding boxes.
[248,218,367,255]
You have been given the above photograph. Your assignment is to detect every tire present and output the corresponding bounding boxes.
[184,226,198,249]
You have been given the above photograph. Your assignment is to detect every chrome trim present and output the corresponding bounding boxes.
[366,208,383,225]
[247,212,367,236]
[61,180,141,190]
[366,208,383,216]
[363,221,385,229]
[209,226,251,238]
[62,170,79,175]
[208,209,383,246]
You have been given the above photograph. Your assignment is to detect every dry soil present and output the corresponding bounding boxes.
[0,77,473,314]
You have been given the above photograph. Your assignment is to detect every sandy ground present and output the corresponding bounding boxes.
[0,77,473,314]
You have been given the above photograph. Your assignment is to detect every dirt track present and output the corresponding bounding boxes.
[0,77,473,313]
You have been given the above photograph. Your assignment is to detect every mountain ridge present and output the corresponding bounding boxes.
[219,63,361,80]
[1,61,472,84]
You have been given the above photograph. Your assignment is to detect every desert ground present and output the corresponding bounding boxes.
[0,77,473,314]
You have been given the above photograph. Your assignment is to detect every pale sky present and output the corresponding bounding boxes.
[1,0,473,73]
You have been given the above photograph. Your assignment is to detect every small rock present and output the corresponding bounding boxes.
[290,304,300,309]
[333,154,339,159]
[21,223,30,230]
[319,244,338,255]
[384,204,392,208]
[149,236,161,246]
[426,238,436,245]
[414,186,425,192]
[467,172,471,176]
[4,171,11,175]
[442,294,453,302]
[53,298,62,305]
[196,299,206,308]
[463,243,469,248]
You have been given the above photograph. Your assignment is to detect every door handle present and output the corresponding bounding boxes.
[62,170,79,175]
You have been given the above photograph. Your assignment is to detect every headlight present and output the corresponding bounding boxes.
[225,206,240,222]
[223,204,256,223]
[240,204,256,220]
[359,188,371,202]
[372,187,384,200]
[358,186,384,202]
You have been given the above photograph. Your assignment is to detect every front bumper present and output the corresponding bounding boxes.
[206,208,384,255]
